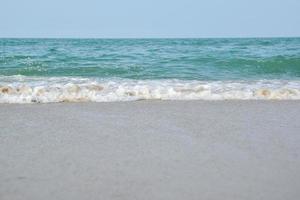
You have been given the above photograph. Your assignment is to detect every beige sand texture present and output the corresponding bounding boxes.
[0,101,300,200]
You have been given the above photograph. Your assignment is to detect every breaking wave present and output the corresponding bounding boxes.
[0,76,300,103]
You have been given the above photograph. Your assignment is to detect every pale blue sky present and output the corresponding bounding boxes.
[0,0,299,38]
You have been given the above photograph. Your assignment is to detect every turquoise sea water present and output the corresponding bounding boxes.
[1,38,300,80]
[0,38,300,103]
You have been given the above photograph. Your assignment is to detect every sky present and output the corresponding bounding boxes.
[0,0,299,38]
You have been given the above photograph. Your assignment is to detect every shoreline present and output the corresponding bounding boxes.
[1,78,300,103]
[1,98,300,105]
[1,100,300,200]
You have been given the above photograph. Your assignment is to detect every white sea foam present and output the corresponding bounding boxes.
[0,76,300,103]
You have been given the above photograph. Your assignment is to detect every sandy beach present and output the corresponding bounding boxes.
[0,100,300,200]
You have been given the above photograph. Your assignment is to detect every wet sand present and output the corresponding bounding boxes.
[0,101,300,200]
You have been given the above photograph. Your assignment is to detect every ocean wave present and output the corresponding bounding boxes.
[0,76,300,103]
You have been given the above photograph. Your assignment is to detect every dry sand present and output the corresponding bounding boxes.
[0,101,300,200]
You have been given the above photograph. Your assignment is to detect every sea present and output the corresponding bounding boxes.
[0,38,300,103]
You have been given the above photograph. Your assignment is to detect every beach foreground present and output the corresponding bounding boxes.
[0,101,300,200]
